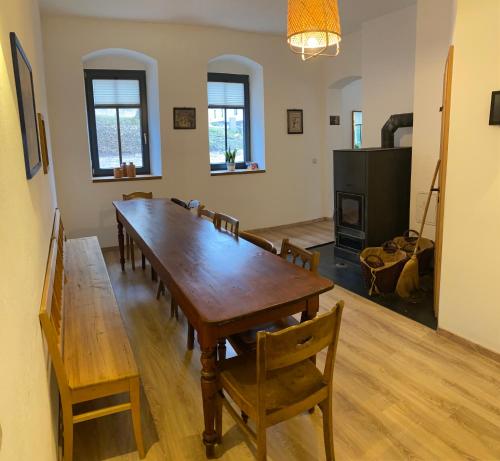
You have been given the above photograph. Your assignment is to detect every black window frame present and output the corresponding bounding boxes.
[207,72,250,171]
[84,69,150,177]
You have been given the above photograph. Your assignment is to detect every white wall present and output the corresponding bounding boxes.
[362,5,417,148]
[341,79,363,149]
[410,0,456,238]
[321,6,417,217]
[0,0,59,459]
[322,30,363,216]
[324,78,363,215]
[327,79,363,152]
[42,15,326,247]
[439,0,500,353]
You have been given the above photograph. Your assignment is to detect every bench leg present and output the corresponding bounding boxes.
[141,252,146,270]
[130,376,145,459]
[62,400,73,461]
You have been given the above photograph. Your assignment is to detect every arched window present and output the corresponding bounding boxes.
[82,49,161,177]
[207,55,265,172]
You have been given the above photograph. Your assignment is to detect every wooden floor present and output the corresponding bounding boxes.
[73,222,500,461]
[249,219,334,250]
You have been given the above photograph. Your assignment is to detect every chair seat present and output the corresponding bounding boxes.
[220,354,326,421]
[228,316,299,354]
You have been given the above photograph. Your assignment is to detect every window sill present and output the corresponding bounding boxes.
[92,174,162,183]
[210,169,265,177]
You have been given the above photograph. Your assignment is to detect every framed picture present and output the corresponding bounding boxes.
[287,109,303,134]
[330,115,340,126]
[489,91,500,125]
[37,113,49,174]
[173,107,196,129]
[10,32,41,179]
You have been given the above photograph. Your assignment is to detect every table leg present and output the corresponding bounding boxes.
[131,240,136,270]
[117,216,125,272]
[301,295,319,323]
[200,344,218,458]
[302,295,320,414]
[303,295,320,402]
[187,322,194,350]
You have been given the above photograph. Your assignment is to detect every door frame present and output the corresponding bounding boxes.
[434,45,454,318]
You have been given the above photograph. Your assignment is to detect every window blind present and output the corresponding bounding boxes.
[207,81,244,107]
[92,79,140,105]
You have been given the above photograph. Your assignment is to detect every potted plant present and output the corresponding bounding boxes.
[225,148,237,171]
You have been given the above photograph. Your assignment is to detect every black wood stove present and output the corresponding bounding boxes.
[333,113,413,262]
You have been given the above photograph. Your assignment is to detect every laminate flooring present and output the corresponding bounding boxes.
[72,222,500,461]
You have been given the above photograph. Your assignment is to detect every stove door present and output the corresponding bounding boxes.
[336,192,364,231]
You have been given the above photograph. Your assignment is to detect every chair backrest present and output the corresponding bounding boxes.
[214,212,240,236]
[280,238,320,273]
[197,204,216,221]
[257,301,344,379]
[39,210,71,405]
[239,231,277,254]
[122,192,153,201]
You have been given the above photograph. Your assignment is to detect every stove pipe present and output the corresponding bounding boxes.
[381,113,413,148]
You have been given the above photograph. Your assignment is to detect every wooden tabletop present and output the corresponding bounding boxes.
[63,237,138,389]
[113,199,334,325]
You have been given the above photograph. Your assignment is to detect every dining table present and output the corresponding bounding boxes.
[113,198,334,457]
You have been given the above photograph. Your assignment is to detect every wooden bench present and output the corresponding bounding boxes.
[39,210,145,461]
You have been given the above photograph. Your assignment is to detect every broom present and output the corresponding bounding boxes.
[396,160,441,298]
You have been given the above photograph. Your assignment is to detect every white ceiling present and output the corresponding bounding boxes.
[40,0,417,35]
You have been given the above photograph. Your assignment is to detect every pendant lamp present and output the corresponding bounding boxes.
[287,0,342,61]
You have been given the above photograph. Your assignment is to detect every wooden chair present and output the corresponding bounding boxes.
[214,212,240,236]
[122,192,153,271]
[279,238,320,272]
[239,231,277,254]
[228,238,321,356]
[122,191,154,200]
[197,204,216,221]
[217,302,344,461]
[39,212,144,461]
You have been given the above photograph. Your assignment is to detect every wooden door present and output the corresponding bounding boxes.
[434,46,454,318]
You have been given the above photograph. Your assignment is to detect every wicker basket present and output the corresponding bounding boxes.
[393,230,434,275]
[360,243,408,296]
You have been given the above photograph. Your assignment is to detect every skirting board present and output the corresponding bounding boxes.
[437,328,500,364]
[247,217,332,233]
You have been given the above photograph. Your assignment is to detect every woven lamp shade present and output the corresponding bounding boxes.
[287,0,342,61]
